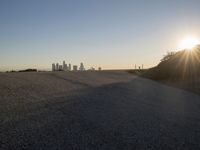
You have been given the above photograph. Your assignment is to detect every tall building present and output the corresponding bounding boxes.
[68,64,71,71]
[59,65,63,71]
[63,61,68,71]
[79,62,85,71]
[73,65,78,71]
[63,61,66,70]
[52,63,56,71]
[64,64,68,71]
[56,63,59,71]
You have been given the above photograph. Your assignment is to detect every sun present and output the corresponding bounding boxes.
[179,37,200,50]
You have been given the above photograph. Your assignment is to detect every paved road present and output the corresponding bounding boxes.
[0,72,200,149]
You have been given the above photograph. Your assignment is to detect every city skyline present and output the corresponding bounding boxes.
[52,61,86,71]
[1,0,200,71]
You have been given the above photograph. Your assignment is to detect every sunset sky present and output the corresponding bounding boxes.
[1,0,200,71]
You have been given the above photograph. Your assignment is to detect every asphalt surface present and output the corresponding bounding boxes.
[0,71,200,150]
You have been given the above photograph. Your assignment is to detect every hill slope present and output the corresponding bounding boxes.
[143,45,200,80]
[142,45,200,94]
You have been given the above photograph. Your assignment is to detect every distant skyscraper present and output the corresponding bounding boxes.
[52,63,56,71]
[73,65,78,71]
[64,64,68,71]
[79,62,85,71]
[56,63,59,71]
[63,61,68,71]
[59,65,63,71]
[63,61,66,70]
[68,64,71,71]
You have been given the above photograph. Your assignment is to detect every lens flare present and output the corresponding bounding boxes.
[179,37,200,50]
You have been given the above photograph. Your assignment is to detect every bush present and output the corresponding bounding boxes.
[19,69,37,72]
[143,45,200,81]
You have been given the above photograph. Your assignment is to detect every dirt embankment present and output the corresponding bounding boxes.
[140,46,200,95]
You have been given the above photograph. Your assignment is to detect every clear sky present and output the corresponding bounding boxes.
[1,0,200,71]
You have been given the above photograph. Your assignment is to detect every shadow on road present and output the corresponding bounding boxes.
[1,77,200,150]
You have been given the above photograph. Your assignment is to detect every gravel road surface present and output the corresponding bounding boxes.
[0,71,200,150]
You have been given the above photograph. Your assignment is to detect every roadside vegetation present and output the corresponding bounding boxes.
[141,45,200,95]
